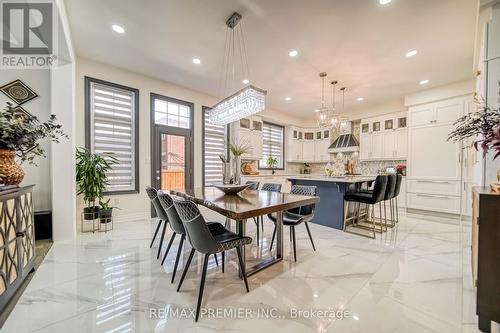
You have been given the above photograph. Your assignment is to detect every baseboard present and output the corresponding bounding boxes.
[406,208,463,224]
[113,211,150,223]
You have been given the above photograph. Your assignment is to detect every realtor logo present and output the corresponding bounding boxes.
[1,0,58,68]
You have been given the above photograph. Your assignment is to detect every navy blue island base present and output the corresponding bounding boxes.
[288,176,376,230]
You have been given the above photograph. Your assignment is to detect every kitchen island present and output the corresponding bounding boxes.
[287,176,376,230]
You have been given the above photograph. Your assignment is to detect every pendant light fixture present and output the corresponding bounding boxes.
[316,72,330,128]
[339,86,349,131]
[208,12,267,125]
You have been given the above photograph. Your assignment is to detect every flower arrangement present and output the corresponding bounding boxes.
[448,83,500,160]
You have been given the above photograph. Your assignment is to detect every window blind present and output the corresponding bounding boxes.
[89,81,137,193]
[259,122,284,169]
[203,109,227,186]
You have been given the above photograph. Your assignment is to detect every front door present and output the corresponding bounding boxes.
[151,93,194,192]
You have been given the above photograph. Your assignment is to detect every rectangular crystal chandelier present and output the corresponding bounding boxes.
[208,85,266,125]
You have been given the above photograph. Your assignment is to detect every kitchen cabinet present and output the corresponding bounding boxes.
[359,111,408,161]
[286,126,330,162]
[302,141,315,161]
[406,95,472,215]
[231,115,263,161]
[408,96,465,127]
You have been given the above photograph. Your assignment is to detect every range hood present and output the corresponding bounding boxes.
[328,122,359,153]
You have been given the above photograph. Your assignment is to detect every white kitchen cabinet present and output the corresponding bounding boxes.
[302,141,315,161]
[359,112,407,161]
[394,129,408,158]
[314,138,331,162]
[359,134,371,160]
[406,94,472,215]
[371,132,384,159]
[407,123,461,180]
[231,116,263,161]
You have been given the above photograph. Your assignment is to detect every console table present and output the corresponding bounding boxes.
[472,186,500,332]
[0,185,36,315]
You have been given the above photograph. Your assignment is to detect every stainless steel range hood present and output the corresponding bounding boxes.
[328,122,359,153]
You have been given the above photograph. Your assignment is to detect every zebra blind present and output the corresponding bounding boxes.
[259,122,284,169]
[203,108,227,186]
[88,80,138,193]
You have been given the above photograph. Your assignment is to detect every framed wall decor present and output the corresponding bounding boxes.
[11,105,34,121]
[0,80,38,105]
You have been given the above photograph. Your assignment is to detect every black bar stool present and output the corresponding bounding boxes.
[392,174,403,224]
[381,174,397,229]
[173,197,252,322]
[268,185,317,262]
[145,187,170,259]
[343,175,388,239]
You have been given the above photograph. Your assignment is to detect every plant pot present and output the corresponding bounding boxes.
[83,206,99,220]
[99,208,113,224]
[0,148,24,185]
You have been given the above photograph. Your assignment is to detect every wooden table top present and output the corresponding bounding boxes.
[170,187,320,220]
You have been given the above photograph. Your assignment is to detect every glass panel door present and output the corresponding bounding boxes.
[160,133,186,191]
[153,128,192,192]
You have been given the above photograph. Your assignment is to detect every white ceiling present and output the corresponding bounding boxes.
[65,0,477,120]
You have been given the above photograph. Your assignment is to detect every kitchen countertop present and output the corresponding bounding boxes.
[287,175,377,183]
[241,173,320,178]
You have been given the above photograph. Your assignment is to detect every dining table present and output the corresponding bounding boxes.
[170,187,320,276]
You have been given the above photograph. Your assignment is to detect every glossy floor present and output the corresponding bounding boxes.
[3,210,482,333]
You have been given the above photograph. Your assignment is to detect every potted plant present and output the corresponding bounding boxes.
[266,155,278,175]
[228,141,250,184]
[75,147,118,220]
[98,198,116,224]
[0,103,66,185]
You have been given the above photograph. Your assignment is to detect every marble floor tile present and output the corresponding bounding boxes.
[2,211,482,333]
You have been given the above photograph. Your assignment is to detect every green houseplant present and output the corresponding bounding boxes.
[266,155,278,175]
[228,141,250,185]
[98,198,115,224]
[75,147,118,220]
[0,102,67,185]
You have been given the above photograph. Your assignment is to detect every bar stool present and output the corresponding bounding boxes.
[343,175,388,239]
[268,185,317,262]
[392,174,403,224]
[146,187,170,259]
[381,174,397,229]
[173,197,252,322]
[157,192,221,282]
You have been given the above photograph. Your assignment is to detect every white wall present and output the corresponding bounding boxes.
[404,79,475,107]
[0,69,52,211]
[75,57,304,221]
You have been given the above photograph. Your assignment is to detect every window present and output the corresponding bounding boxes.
[85,77,139,194]
[154,97,191,129]
[202,107,228,186]
[259,122,285,169]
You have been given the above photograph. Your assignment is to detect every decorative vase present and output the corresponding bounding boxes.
[222,162,230,185]
[0,148,24,185]
[232,155,241,185]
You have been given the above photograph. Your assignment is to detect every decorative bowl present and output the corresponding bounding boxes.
[214,184,250,195]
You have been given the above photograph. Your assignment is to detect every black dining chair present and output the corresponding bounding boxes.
[245,181,260,190]
[255,183,282,244]
[157,191,220,283]
[343,175,388,239]
[268,185,317,262]
[146,187,170,259]
[173,197,252,322]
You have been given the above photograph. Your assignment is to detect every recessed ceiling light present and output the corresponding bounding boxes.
[405,49,418,57]
[289,50,298,57]
[242,79,250,84]
[379,0,392,4]
[357,97,364,102]
[285,97,292,101]
[419,79,429,85]
[192,58,201,64]
[111,24,125,34]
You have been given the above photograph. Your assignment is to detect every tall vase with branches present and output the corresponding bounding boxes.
[228,141,250,185]
[448,83,500,181]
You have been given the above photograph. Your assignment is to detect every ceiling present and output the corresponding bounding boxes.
[65,0,477,120]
